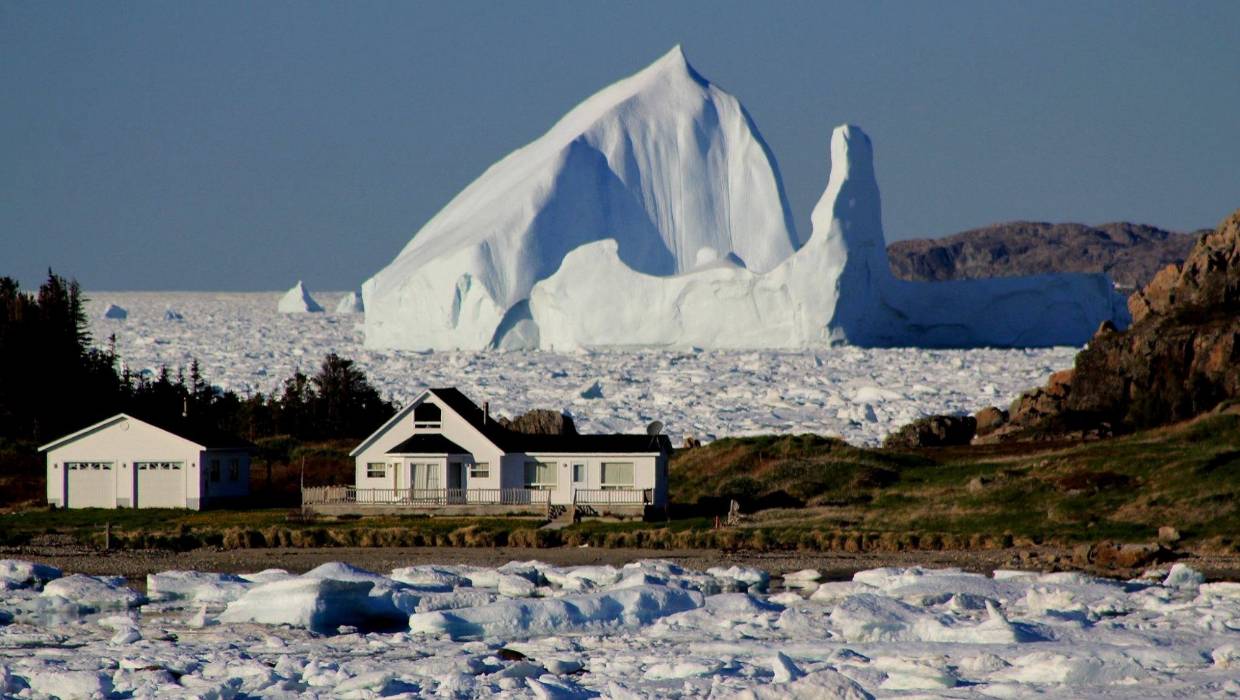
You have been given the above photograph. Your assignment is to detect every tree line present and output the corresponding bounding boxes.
[0,272,395,447]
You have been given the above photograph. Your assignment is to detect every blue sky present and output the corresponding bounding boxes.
[3,1,1238,291]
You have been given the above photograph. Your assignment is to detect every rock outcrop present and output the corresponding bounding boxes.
[498,409,578,436]
[882,415,977,449]
[982,209,1240,442]
[888,221,1200,290]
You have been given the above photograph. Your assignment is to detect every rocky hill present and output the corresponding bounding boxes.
[979,208,1240,442]
[887,222,1201,290]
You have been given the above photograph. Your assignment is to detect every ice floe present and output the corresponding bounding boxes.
[1,559,1238,696]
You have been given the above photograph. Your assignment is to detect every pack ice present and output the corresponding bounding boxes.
[5,558,1240,697]
[363,47,1128,351]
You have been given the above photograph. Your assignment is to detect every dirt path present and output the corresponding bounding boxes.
[6,544,1240,584]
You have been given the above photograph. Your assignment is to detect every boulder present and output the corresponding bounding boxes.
[1073,541,1172,571]
[974,406,1009,436]
[498,409,578,436]
[883,415,977,449]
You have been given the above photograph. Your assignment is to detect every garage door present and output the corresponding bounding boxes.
[65,462,115,508]
[135,461,186,508]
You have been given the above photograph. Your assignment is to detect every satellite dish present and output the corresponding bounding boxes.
[646,420,664,436]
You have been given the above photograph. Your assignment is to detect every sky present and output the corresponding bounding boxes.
[2,1,1238,292]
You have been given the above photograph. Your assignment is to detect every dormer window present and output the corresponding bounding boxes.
[413,402,442,429]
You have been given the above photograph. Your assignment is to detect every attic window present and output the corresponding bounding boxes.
[413,403,442,428]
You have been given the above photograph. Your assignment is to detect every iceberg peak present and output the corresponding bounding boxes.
[363,46,798,350]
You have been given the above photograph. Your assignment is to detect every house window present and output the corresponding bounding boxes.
[413,402,442,428]
[229,459,240,481]
[470,462,490,479]
[572,463,586,484]
[366,462,387,478]
[524,461,557,489]
[600,462,634,489]
[135,461,183,471]
[210,459,221,482]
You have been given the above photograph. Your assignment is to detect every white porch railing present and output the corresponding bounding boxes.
[303,486,552,507]
[573,488,652,505]
[302,486,652,508]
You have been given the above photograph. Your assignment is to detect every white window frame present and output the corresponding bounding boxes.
[600,461,634,490]
[66,461,113,471]
[135,461,183,471]
[470,461,490,479]
[366,462,386,478]
[572,462,586,485]
[524,461,558,490]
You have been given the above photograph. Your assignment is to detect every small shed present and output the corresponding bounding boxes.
[40,413,253,509]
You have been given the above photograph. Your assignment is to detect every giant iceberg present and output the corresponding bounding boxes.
[362,46,799,350]
[364,48,1128,350]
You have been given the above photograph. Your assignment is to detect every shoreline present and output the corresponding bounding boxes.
[8,544,1240,584]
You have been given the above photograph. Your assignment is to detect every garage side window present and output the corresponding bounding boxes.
[229,459,240,481]
[366,462,386,478]
[210,459,221,482]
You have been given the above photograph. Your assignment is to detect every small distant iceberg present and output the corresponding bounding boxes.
[335,290,364,314]
[101,303,128,320]
[164,307,184,321]
[278,281,324,313]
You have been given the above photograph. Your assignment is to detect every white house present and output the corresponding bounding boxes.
[40,413,252,510]
[304,388,670,517]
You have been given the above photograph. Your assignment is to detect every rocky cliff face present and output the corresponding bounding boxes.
[888,222,1200,290]
[980,209,1240,442]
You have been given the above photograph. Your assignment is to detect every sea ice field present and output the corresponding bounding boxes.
[2,558,1238,698]
[86,292,1080,446]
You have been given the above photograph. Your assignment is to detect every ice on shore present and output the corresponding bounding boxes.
[146,570,250,603]
[0,560,61,590]
[2,560,1235,697]
[409,584,704,640]
[219,576,406,633]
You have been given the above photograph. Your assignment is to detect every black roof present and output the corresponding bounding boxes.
[506,432,673,454]
[133,414,255,451]
[387,433,468,455]
[426,387,671,455]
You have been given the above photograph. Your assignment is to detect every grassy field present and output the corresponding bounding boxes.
[3,410,1237,554]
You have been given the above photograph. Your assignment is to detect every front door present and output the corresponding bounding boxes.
[449,460,469,503]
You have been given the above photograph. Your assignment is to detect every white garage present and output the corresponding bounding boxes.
[40,413,252,510]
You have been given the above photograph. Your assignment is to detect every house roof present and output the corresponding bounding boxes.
[430,387,670,455]
[387,434,469,455]
[38,413,255,453]
[349,387,672,458]
[506,432,673,455]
